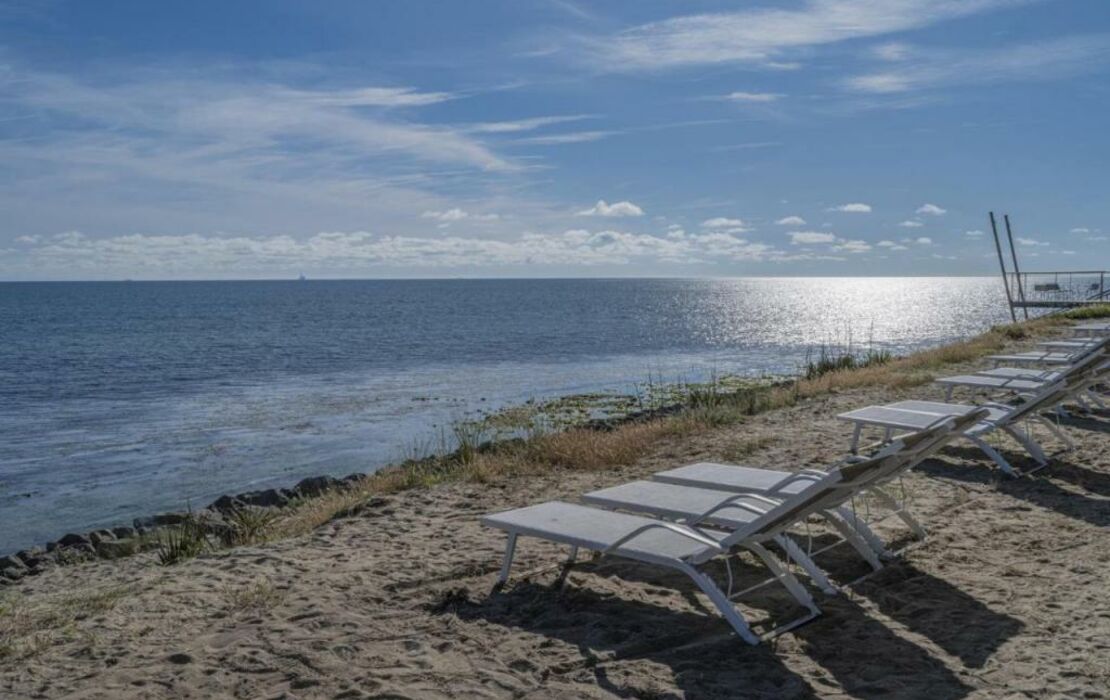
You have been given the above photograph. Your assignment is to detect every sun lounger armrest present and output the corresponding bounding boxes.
[602,521,724,556]
[693,493,781,524]
[762,469,827,494]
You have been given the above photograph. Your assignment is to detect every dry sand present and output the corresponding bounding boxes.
[2,354,1109,698]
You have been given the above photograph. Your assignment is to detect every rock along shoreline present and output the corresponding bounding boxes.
[0,472,368,585]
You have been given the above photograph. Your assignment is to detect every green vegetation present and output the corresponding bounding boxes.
[805,346,894,380]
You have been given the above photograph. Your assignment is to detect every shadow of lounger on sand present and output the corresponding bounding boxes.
[433,558,976,700]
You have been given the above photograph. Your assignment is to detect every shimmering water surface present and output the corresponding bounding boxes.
[0,278,1011,551]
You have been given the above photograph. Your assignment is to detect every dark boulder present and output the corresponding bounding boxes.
[88,530,116,546]
[0,555,26,574]
[209,495,245,514]
[112,526,135,539]
[152,513,189,527]
[237,489,290,508]
[15,548,44,565]
[294,475,339,498]
[96,539,139,560]
[57,533,91,548]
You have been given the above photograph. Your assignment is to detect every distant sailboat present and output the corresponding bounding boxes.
[298,273,307,282]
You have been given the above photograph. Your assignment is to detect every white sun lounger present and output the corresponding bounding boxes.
[1071,322,1110,337]
[627,412,984,570]
[836,381,1073,476]
[483,454,895,644]
[937,350,1107,401]
[988,336,1108,367]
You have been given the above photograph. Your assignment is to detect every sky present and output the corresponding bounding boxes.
[0,0,1108,280]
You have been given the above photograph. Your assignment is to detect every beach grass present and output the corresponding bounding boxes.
[161,305,1110,552]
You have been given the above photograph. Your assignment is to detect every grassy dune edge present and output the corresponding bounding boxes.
[269,306,1109,544]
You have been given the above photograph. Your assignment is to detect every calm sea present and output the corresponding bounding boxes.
[0,278,1011,551]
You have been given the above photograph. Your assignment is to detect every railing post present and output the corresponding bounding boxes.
[990,212,1017,322]
[1003,214,1029,320]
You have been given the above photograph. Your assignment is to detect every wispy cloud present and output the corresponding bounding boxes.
[721,91,784,103]
[515,130,615,145]
[581,0,1034,71]
[916,203,947,215]
[899,220,924,228]
[845,34,1110,93]
[776,216,806,226]
[828,203,872,213]
[467,115,593,134]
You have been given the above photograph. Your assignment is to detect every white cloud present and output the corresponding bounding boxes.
[878,240,910,250]
[702,217,747,229]
[834,239,872,254]
[915,236,933,245]
[1070,227,1090,234]
[965,230,984,237]
[577,200,645,217]
[422,208,469,222]
[789,231,837,245]
[723,91,784,103]
[11,228,807,274]
[845,34,1110,94]
[898,220,924,228]
[828,203,872,213]
[583,0,1030,71]
[916,203,947,215]
[775,216,806,226]
[1017,237,1049,246]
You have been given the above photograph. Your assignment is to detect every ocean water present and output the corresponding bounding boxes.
[0,277,1012,551]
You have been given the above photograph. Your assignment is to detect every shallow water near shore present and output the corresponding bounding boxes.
[0,277,1012,551]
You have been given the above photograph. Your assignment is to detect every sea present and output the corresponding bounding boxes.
[0,277,1013,552]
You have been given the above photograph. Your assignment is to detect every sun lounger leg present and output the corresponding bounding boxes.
[1001,425,1048,464]
[850,423,862,454]
[1086,389,1107,410]
[680,564,761,645]
[773,534,837,595]
[498,533,518,584]
[831,506,890,561]
[1035,415,1075,450]
[964,435,1018,477]
[868,487,926,540]
[744,542,819,616]
[818,508,884,569]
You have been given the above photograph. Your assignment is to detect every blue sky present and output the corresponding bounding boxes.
[1,0,1108,279]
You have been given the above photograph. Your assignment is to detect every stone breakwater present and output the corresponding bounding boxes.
[0,472,367,585]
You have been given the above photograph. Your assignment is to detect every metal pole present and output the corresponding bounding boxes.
[990,212,1017,322]
[1004,214,1029,320]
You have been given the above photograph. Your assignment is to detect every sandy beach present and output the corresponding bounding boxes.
[2,323,1109,699]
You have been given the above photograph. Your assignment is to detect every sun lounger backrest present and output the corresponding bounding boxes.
[717,451,900,546]
[1005,382,1070,420]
